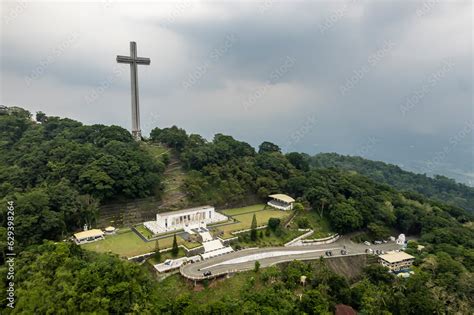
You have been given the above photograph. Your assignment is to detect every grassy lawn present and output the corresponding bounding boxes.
[215,205,291,238]
[221,204,268,216]
[236,228,306,247]
[141,143,169,161]
[135,224,154,238]
[147,248,187,265]
[290,210,333,238]
[81,228,200,257]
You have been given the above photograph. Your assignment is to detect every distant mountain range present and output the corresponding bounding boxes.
[310,153,474,213]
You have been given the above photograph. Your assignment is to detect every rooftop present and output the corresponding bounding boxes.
[269,194,295,203]
[74,229,104,239]
[379,251,415,263]
[157,205,214,217]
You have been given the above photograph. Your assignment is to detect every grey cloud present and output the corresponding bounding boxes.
[0,0,472,185]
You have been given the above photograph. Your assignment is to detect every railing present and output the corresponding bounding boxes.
[300,234,340,245]
[284,229,314,246]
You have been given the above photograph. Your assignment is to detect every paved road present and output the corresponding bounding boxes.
[180,236,403,280]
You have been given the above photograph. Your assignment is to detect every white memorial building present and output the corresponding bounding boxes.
[144,205,228,235]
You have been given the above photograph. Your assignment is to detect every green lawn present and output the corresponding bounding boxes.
[215,204,291,238]
[147,248,187,264]
[141,143,169,161]
[221,204,268,216]
[135,224,154,239]
[236,228,306,247]
[289,210,333,238]
[81,228,200,258]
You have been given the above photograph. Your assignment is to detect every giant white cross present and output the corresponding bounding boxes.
[117,41,150,141]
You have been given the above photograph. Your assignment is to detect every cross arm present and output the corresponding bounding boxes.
[117,55,133,63]
[135,57,151,65]
[116,55,151,65]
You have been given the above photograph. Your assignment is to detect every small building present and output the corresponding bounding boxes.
[144,206,228,235]
[379,251,415,272]
[267,194,295,210]
[104,226,116,235]
[74,229,104,244]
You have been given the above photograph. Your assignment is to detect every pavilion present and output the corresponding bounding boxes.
[267,194,295,210]
[73,229,105,244]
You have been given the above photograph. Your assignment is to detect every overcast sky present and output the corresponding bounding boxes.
[1,0,472,185]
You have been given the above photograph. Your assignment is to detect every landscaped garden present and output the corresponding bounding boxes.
[288,209,333,238]
[213,204,292,238]
[81,228,200,258]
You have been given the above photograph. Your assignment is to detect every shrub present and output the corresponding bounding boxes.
[296,217,311,229]
[268,217,281,231]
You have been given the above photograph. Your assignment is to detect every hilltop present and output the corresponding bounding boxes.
[1,107,473,313]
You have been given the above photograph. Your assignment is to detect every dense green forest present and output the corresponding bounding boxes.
[0,107,164,252]
[311,153,474,212]
[1,108,473,313]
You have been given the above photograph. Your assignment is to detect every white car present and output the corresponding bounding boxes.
[364,241,371,246]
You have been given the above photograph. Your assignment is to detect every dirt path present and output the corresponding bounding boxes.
[159,151,188,210]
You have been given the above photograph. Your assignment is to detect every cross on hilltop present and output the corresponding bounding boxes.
[116,42,150,141]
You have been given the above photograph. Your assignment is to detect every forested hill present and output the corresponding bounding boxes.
[310,153,474,212]
[1,108,474,313]
[0,107,164,249]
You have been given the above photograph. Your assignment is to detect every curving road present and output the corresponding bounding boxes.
[180,236,403,280]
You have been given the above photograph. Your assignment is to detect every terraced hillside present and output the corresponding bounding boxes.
[159,151,189,210]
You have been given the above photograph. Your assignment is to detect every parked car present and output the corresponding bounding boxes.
[203,271,212,276]
[364,241,371,246]
[325,251,332,256]
[374,240,382,245]
[340,249,347,255]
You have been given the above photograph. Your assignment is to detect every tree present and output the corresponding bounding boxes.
[300,289,330,314]
[258,141,281,154]
[296,217,310,229]
[35,111,47,123]
[154,240,161,261]
[267,217,281,231]
[171,234,179,257]
[286,152,309,171]
[250,214,258,241]
[328,202,363,233]
[150,126,188,150]
[293,202,304,212]
[9,242,156,314]
[305,187,332,217]
[254,260,260,272]
[367,223,391,240]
